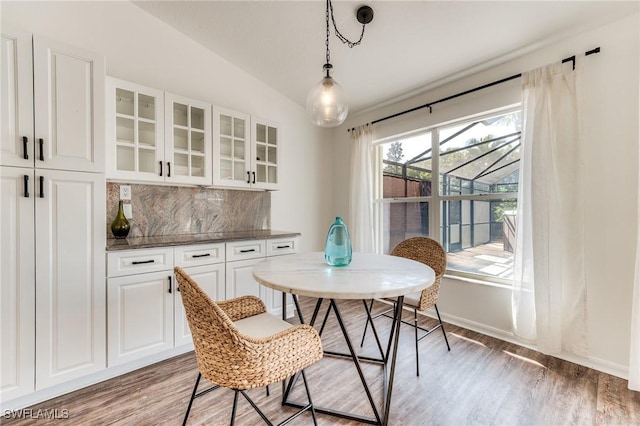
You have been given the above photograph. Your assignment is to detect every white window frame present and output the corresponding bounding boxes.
[372,105,521,285]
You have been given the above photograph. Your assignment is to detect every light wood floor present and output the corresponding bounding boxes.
[5,297,639,425]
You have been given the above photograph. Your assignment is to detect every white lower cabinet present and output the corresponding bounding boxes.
[226,238,297,318]
[107,248,174,366]
[174,244,225,347]
[106,238,298,366]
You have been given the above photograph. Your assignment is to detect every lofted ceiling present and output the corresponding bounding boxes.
[133,1,638,114]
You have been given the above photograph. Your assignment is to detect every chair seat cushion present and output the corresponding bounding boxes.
[234,312,292,338]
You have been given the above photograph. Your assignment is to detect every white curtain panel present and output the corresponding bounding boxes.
[348,124,375,253]
[512,61,588,356]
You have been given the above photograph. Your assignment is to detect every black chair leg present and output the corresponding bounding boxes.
[301,369,317,426]
[434,304,451,351]
[230,390,240,426]
[414,308,420,376]
[183,373,201,426]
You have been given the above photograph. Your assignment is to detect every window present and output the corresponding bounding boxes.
[373,108,521,282]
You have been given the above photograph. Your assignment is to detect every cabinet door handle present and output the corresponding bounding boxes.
[168,275,172,294]
[22,136,29,160]
[159,161,163,176]
[240,249,256,253]
[39,176,44,198]
[246,171,251,184]
[252,171,256,184]
[276,245,291,249]
[192,253,211,258]
[167,162,171,177]
[23,175,29,198]
[38,138,44,161]
[131,259,155,265]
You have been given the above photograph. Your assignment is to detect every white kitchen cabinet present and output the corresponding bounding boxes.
[0,27,104,172]
[251,116,279,190]
[0,167,35,401]
[212,108,279,190]
[174,244,225,347]
[225,238,296,317]
[34,170,106,389]
[1,26,106,399]
[105,77,165,182]
[107,243,226,364]
[106,81,212,185]
[165,93,212,185]
[107,248,174,366]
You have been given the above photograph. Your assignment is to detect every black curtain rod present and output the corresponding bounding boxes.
[348,47,600,131]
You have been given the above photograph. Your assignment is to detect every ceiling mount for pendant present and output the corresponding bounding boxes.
[306,1,374,128]
[356,6,374,25]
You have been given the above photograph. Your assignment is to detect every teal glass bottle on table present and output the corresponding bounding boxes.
[324,217,352,266]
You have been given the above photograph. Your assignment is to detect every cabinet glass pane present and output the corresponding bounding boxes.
[116,89,134,116]
[139,121,155,147]
[139,149,156,174]
[220,159,232,180]
[268,166,277,184]
[174,103,188,127]
[256,124,266,143]
[267,126,277,145]
[174,153,189,176]
[220,115,232,136]
[256,164,266,183]
[138,94,155,120]
[116,117,134,142]
[220,137,232,157]
[116,146,134,171]
[234,118,245,138]
[174,128,188,151]
[191,107,205,130]
[191,155,204,177]
[268,146,277,164]
[255,144,266,162]
[234,161,246,181]
[233,139,245,159]
[191,130,205,154]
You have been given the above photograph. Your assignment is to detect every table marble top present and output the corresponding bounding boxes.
[252,251,435,300]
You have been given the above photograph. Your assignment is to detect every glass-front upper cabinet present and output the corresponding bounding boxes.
[212,108,279,190]
[251,116,279,190]
[212,107,251,188]
[106,77,165,182]
[165,93,212,186]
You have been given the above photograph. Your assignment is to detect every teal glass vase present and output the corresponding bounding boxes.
[324,217,352,266]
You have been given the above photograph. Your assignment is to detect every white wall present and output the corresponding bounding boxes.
[333,14,640,378]
[1,0,334,252]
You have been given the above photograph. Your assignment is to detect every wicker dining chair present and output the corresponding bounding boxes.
[174,266,323,425]
[360,237,450,376]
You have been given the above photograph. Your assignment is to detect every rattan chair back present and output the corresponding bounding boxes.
[391,237,447,311]
[174,266,322,390]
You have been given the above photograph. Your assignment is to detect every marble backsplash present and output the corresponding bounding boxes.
[106,183,270,239]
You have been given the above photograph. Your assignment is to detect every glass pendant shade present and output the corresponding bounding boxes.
[306,75,349,128]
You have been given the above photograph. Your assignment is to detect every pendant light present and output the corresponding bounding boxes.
[306,0,374,128]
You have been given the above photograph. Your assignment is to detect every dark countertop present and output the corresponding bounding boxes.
[106,230,301,251]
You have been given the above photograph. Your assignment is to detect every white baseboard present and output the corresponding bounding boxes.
[1,345,194,412]
[431,310,629,381]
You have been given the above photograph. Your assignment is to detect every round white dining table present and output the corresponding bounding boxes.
[252,251,435,425]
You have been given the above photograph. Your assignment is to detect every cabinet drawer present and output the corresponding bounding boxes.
[226,240,266,262]
[174,243,225,268]
[107,248,173,277]
[266,237,299,256]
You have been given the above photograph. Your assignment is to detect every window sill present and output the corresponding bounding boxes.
[443,272,513,290]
